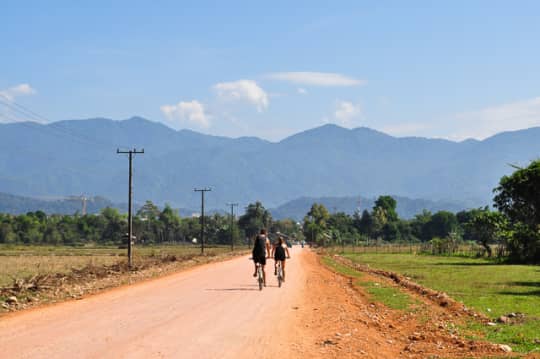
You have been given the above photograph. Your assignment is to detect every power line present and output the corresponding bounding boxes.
[194,187,212,255]
[0,95,126,148]
[0,93,48,123]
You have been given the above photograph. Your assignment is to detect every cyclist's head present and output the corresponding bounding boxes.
[260,229,266,235]
[278,236,284,245]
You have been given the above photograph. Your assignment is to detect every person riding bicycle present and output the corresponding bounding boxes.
[271,236,290,281]
[252,229,270,285]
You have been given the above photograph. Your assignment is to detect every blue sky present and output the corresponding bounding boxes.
[1,1,540,141]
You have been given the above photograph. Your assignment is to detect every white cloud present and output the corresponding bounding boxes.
[0,84,38,123]
[213,80,269,112]
[266,72,365,86]
[160,100,210,128]
[449,97,540,140]
[297,88,307,95]
[334,100,362,127]
[376,97,540,140]
[0,83,36,101]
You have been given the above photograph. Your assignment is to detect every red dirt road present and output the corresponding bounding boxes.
[0,248,516,358]
[0,248,306,358]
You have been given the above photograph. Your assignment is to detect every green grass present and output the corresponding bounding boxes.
[360,281,415,311]
[343,252,540,353]
[322,256,363,278]
[322,256,415,311]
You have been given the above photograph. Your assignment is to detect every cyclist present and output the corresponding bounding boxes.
[272,236,290,281]
[252,229,270,285]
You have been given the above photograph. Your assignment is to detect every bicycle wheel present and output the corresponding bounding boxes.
[258,268,263,291]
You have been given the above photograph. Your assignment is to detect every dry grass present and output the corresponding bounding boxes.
[0,256,120,286]
[0,244,250,314]
[0,244,247,287]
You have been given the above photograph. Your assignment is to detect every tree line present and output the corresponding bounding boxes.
[1,159,538,263]
[0,199,300,248]
[303,159,540,263]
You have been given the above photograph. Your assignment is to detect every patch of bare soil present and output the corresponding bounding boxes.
[0,251,247,315]
[289,251,516,358]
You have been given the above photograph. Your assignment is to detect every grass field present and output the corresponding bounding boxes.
[0,244,247,287]
[342,252,540,353]
[322,256,416,311]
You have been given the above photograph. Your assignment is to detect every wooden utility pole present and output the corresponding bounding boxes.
[81,195,88,216]
[226,203,238,251]
[117,148,144,267]
[194,187,211,254]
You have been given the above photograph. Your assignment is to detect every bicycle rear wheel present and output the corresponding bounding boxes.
[258,268,263,291]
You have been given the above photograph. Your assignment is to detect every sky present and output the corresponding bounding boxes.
[1,1,540,141]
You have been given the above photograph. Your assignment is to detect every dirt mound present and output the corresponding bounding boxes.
[331,254,490,321]
[290,251,516,358]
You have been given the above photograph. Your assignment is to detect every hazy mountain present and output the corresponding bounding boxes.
[0,191,224,217]
[0,192,120,215]
[269,195,473,221]
[1,117,539,210]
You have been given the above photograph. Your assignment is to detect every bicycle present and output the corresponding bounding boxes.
[256,262,264,290]
[276,261,284,288]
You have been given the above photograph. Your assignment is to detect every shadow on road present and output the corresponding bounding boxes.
[206,284,281,291]
[206,288,260,291]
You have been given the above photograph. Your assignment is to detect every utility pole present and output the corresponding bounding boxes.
[226,203,238,251]
[117,148,144,268]
[194,187,211,255]
[80,195,88,216]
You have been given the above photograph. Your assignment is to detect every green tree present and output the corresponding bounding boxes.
[100,207,126,244]
[353,209,373,237]
[465,210,507,257]
[371,206,388,239]
[159,204,181,243]
[425,211,458,240]
[410,210,432,242]
[494,159,540,262]
[303,203,330,245]
[374,196,398,222]
[238,201,272,239]
[137,200,160,220]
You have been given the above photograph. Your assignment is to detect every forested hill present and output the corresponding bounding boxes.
[1,117,539,209]
[269,195,471,220]
[0,192,120,215]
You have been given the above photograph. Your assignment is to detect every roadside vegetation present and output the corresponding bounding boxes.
[311,161,540,353]
[341,252,539,353]
[322,256,416,311]
[0,200,296,312]
[304,159,540,264]
[0,200,302,247]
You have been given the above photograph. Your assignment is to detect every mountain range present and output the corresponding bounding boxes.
[271,195,472,221]
[1,117,539,212]
[0,191,468,220]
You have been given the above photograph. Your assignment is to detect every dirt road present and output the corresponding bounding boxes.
[0,247,514,359]
[0,247,307,358]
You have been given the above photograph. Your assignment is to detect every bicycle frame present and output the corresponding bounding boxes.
[276,261,284,287]
[256,263,264,291]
